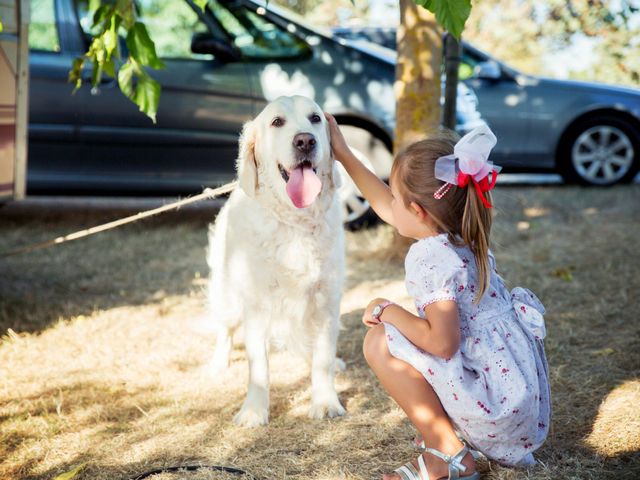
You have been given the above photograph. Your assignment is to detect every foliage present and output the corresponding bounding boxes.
[414,0,471,39]
[465,0,640,86]
[69,0,208,122]
[68,0,166,122]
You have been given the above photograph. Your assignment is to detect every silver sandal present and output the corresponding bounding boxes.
[414,437,485,461]
[394,444,480,480]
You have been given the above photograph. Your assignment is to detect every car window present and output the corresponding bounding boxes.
[136,0,210,59]
[76,0,210,60]
[208,1,310,60]
[29,0,61,52]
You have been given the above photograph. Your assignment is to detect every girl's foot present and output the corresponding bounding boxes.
[383,449,476,480]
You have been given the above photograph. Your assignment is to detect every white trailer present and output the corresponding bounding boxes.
[0,0,29,201]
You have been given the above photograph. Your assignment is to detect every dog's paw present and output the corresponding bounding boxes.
[309,397,346,420]
[233,404,269,427]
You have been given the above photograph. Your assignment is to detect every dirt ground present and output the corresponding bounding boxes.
[0,185,639,480]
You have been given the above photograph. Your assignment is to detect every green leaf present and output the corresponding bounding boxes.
[103,57,116,78]
[551,267,574,282]
[117,59,160,123]
[117,59,135,98]
[414,0,471,39]
[90,57,103,86]
[0,19,3,33]
[591,347,615,356]
[69,57,86,91]
[194,0,208,11]
[115,0,136,27]
[133,71,161,123]
[92,4,112,30]
[103,29,118,57]
[126,22,164,69]
[415,0,435,9]
[53,464,86,480]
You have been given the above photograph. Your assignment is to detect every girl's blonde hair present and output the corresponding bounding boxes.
[391,129,493,303]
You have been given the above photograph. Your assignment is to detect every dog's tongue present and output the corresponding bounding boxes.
[286,165,322,208]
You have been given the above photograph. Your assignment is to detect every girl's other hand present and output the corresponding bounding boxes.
[362,297,389,327]
[324,112,353,164]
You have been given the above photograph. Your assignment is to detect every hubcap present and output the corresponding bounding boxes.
[571,125,634,185]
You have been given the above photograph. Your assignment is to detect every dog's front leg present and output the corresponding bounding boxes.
[209,325,232,373]
[234,326,270,427]
[309,315,346,419]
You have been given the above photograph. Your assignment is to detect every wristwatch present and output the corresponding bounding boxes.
[372,300,394,321]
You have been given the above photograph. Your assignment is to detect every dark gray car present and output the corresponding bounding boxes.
[27,0,486,226]
[333,26,640,186]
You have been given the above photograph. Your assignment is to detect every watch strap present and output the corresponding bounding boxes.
[373,300,394,320]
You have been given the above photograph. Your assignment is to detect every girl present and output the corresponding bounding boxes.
[325,115,550,480]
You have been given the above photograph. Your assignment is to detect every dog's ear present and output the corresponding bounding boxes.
[237,120,258,196]
[330,161,343,190]
[325,118,343,190]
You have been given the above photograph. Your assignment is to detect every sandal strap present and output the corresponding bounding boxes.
[395,455,433,480]
[395,461,421,480]
[417,454,430,480]
[423,445,468,479]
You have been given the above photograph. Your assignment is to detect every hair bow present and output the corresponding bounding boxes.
[434,125,502,208]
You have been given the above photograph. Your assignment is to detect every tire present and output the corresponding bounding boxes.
[559,115,639,186]
[336,124,393,230]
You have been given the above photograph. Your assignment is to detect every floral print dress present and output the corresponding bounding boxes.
[383,234,551,466]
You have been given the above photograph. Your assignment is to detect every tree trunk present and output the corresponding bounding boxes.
[442,33,460,130]
[394,0,443,153]
[392,0,443,257]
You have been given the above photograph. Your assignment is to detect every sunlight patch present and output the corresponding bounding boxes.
[585,379,640,456]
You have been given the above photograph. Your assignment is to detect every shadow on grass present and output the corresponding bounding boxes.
[0,206,218,335]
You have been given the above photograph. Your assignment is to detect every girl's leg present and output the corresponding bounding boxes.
[363,325,475,479]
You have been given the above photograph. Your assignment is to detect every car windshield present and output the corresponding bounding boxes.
[208,0,310,59]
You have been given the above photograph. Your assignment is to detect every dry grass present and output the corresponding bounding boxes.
[0,185,639,480]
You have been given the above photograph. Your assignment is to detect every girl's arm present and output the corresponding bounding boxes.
[325,113,395,226]
[365,298,461,359]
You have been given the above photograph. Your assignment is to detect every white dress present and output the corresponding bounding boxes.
[383,234,551,466]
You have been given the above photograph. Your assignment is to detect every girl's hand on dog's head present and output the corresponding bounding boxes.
[324,112,353,164]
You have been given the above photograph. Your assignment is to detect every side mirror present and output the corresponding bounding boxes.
[473,60,501,80]
[191,33,240,62]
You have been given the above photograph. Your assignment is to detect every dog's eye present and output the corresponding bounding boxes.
[271,117,285,128]
[310,113,322,124]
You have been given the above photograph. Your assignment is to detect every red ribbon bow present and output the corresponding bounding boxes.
[457,169,499,208]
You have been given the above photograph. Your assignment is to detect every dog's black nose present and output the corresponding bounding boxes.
[293,133,316,154]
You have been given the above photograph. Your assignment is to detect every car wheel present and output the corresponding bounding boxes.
[560,115,639,186]
[336,124,393,229]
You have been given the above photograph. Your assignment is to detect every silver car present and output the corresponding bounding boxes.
[333,26,640,186]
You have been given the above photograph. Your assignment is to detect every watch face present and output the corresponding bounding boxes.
[373,305,382,317]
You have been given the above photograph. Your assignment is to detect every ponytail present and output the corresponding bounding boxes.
[392,129,496,303]
[461,187,493,303]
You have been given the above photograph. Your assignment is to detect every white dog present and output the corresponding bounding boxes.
[207,96,345,427]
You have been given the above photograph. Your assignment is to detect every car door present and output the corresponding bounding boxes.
[73,0,253,194]
[461,48,532,169]
[27,0,89,193]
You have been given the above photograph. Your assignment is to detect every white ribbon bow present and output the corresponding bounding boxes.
[434,124,501,185]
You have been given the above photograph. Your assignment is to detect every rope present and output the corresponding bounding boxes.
[0,181,237,258]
